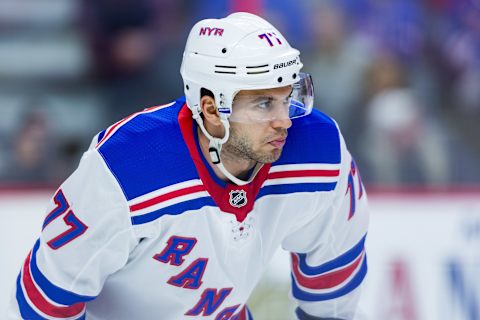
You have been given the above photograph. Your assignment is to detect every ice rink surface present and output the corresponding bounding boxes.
[1,191,52,315]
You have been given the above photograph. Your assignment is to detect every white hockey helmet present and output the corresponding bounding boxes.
[180,12,312,120]
[180,12,313,185]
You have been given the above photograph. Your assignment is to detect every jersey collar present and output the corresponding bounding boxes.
[178,103,270,222]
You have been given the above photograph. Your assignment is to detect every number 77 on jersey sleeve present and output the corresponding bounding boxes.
[346,159,364,220]
[42,189,88,250]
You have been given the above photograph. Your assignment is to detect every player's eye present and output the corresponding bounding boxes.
[255,98,273,111]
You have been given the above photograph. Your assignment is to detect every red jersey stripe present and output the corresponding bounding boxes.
[130,185,206,212]
[96,103,172,148]
[22,252,85,318]
[268,169,340,179]
[96,117,131,147]
[291,251,364,290]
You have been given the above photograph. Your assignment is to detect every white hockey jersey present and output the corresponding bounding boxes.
[8,97,369,320]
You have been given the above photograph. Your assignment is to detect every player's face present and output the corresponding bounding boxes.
[224,86,293,163]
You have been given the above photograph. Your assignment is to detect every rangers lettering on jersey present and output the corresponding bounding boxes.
[153,235,244,315]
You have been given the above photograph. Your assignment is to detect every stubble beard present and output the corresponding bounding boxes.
[223,128,285,164]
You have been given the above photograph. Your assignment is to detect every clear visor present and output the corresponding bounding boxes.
[229,72,314,123]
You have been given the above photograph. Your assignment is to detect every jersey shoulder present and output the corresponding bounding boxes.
[277,109,341,165]
[96,97,198,201]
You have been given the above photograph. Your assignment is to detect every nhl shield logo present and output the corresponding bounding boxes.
[229,190,247,208]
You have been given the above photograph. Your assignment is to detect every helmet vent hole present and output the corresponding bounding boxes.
[186,85,189,90]
[292,73,297,79]
[246,64,269,69]
[222,48,227,54]
[215,71,236,74]
[246,64,270,75]
[247,70,270,75]
[214,65,236,74]
[277,77,283,83]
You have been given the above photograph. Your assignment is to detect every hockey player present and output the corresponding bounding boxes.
[8,12,368,320]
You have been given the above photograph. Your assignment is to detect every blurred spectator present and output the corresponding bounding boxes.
[0,0,479,186]
[342,0,427,60]
[80,0,189,123]
[302,3,374,143]
[263,0,311,46]
[441,1,480,113]
[2,108,52,183]
[359,52,449,185]
[50,137,85,183]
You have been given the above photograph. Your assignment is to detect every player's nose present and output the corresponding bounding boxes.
[270,117,292,130]
[270,104,292,129]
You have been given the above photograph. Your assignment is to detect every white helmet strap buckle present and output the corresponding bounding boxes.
[208,145,221,164]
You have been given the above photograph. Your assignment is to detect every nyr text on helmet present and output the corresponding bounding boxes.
[199,27,224,37]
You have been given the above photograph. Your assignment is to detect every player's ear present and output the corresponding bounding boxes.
[200,95,222,127]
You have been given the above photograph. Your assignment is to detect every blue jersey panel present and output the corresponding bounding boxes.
[276,109,341,165]
[98,97,199,200]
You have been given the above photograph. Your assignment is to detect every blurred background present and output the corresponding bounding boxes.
[0,0,479,319]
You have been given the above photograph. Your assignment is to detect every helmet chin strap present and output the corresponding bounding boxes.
[193,110,263,186]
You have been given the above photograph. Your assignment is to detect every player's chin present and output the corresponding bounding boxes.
[257,148,283,164]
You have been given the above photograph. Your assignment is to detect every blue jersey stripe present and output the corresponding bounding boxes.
[97,129,106,144]
[296,234,366,276]
[131,197,217,225]
[16,273,47,320]
[291,256,367,301]
[131,182,337,225]
[257,182,337,199]
[16,273,87,320]
[29,240,97,305]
